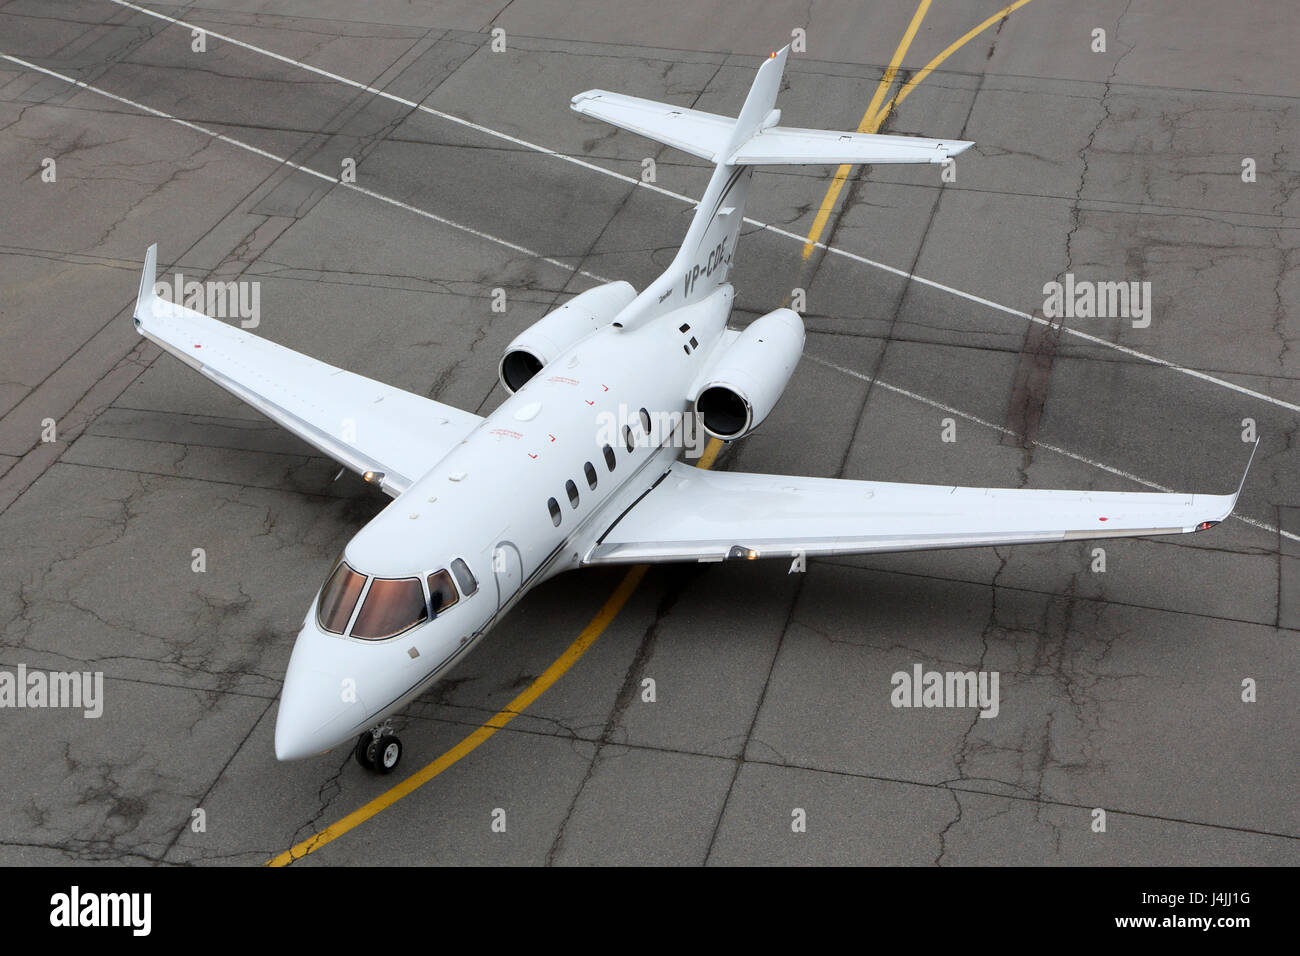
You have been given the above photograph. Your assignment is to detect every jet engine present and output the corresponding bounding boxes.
[692,307,804,439]
[498,281,637,392]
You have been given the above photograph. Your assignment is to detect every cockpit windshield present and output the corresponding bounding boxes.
[351,576,429,640]
[318,562,366,635]
[316,559,471,640]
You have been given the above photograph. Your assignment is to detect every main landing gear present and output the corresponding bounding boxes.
[354,720,402,774]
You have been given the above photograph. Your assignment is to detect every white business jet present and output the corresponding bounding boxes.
[132,47,1250,772]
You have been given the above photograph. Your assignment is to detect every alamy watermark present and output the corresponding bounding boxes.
[50,886,150,936]
[0,664,103,718]
[891,664,999,718]
[595,404,707,459]
[1042,273,1151,328]
[154,272,261,328]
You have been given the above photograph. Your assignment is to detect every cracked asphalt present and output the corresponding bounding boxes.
[0,0,1296,865]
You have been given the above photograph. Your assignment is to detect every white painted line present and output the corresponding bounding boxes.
[808,354,1292,543]
[795,239,1300,415]
[104,0,680,199]
[103,0,1300,416]
[0,54,610,286]
[5,52,1283,546]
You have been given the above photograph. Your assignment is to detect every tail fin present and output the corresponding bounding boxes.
[724,46,789,159]
[571,47,972,325]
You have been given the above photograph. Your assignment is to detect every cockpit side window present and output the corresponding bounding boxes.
[318,562,366,635]
[427,570,459,614]
[351,576,428,640]
[450,558,478,596]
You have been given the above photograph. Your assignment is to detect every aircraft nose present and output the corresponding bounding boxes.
[274,625,372,761]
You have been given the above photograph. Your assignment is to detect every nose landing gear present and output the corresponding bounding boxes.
[354,720,403,774]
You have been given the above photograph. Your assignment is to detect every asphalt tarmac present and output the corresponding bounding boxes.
[0,0,1295,865]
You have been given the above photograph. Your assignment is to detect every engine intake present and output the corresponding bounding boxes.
[693,307,804,439]
[499,281,636,392]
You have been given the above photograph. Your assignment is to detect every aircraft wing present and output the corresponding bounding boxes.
[132,245,482,497]
[584,460,1249,565]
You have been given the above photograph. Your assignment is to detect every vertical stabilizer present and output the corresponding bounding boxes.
[610,48,791,328]
[724,46,788,157]
[669,46,792,303]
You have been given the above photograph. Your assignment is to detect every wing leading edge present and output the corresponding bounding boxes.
[132,244,483,497]
[584,456,1252,566]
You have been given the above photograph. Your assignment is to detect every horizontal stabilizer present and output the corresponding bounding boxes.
[728,127,972,166]
[570,89,972,167]
[570,90,733,162]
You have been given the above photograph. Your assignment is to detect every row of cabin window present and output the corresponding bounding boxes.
[546,408,652,527]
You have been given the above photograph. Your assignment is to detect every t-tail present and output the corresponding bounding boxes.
[571,46,973,329]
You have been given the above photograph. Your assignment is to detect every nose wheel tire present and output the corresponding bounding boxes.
[354,732,378,770]
[375,735,402,774]
[354,727,403,773]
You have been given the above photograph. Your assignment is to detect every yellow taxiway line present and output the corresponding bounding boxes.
[801,0,932,259]
[887,0,1037,117]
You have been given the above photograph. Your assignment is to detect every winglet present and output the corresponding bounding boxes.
[1235,438,1260,500]
[133,243,158,329]
[1195,438,1259,531]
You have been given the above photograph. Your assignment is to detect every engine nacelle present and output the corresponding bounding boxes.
[693,307,804,439]
[499,281,636,392]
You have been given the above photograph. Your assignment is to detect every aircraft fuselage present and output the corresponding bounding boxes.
[273,284,734,759]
